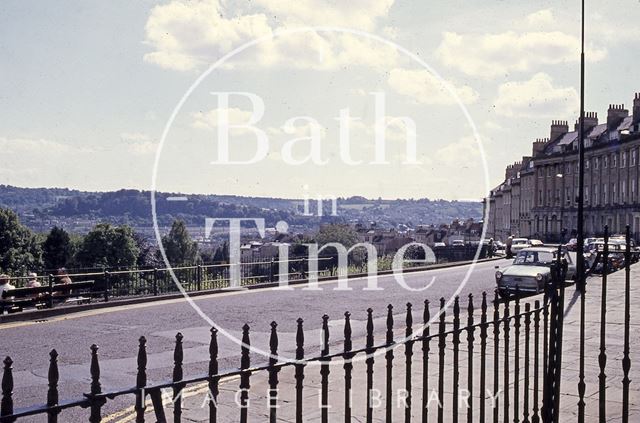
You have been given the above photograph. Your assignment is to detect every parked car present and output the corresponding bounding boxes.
[564,238,578,251]
[433,242,446,248]
[529,239,544,247]
[510,238,531,253]
[451,240,465,247]
[495,247,576,298]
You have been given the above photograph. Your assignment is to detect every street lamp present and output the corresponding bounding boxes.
[557,173,565,241]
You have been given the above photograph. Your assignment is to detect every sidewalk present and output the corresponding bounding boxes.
[117,265,638,422]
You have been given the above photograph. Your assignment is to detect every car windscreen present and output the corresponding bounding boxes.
[513,251,554,265]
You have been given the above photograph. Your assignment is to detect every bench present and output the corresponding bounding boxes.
[0,280,106,314]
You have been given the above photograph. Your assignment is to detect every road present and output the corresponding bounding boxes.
[0,258,510,419]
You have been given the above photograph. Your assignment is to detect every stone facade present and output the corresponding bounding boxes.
[485,92,640,242]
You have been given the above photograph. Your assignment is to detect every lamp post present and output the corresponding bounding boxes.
[557,172,565,242]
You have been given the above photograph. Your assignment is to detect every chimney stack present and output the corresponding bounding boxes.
[550,120,569,141]
[606,104,629,130]
[532,138,549,157]
[633,93,640,128]
[574,112,599,131]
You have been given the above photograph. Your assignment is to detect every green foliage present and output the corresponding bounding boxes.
[0,208,43,274]
[75,223,139,268]
[160,220,199,266]
[42,226,74,270]
[315,224,359,247]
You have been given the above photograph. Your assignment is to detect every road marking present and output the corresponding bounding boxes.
[0,260,502,331]
[166,196,188,201]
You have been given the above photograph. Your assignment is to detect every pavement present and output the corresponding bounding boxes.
[0,258,509,421]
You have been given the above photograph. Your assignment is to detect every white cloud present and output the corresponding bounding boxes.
[387,68,479,105]
[192,108,255,131]
[143,0,399,72]
[143,0,273,71]
[254,0,394,31]
[494,73,578,118]
[526,9,556,28]
[434,136,482,168]
[435,30,606,78]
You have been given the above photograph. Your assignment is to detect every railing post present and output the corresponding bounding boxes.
[320,315,330,423]
[385,305,394,423]
[622,225,631,422]
[103,271,110,302]
[514,289,521,422]
[466,294,475,423]
[47,350,60,423]
[268,321,279,423]
[503,291,511,423]
[48,274,55,308]
[208,327,219,423]
[452,297,460,423]
[197,265,202,291]
[493,291,500,423]
[404,303,413,423]
[172,333,184,423]
[366,308,375,423]
[152,268,158,296]
[87,345,105,423]
[135,337,147,423]
[598,226,609,423]
[479,292,488,423]
[524,303,531,423]
[1,357,14,423]
[294,318,305,423]
[421,300,431,423]
[239,324,251,423]
[532,300,541,423]
[437,298,446,423]
[343,312,353,423]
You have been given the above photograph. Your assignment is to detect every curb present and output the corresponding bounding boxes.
[0,257,503,324]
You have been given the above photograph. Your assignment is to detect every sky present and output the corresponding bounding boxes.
[1,0,639,201]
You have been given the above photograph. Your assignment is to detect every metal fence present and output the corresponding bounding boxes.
[5,246,488,305]
[0,290,546,422]
[0,228,632,422]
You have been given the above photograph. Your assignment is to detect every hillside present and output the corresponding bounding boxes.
[0,185,483,234]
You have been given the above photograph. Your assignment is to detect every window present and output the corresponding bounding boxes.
[622,152,627,167]
[547,166,551,177]
[566,163,572,175]
[632,180,637,201]
[612,183,617,203]
[585,186,590,203]
[603,184,608,204]
[604,156,608,168]
[632,149,637,166]
[556,188,560,205]
[547,190,551,206]
[566,187,571,205]
[593,184,599,205]
[594,157,599,169]
[612,153,618,168]
[622,181,627,203]
[586,159,590,169]
[539,190,543,205]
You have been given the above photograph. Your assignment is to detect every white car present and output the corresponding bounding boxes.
[510,238,531,253]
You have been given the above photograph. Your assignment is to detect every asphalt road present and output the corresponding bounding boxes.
[0,258,510,419]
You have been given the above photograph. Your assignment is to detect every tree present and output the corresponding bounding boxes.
[42,226,73,270]
[160,220,198,266]
[315,224,359,248]
[0,208,43,274]
[76,223,139,269]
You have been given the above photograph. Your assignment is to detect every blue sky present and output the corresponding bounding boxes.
[1,0,638,200]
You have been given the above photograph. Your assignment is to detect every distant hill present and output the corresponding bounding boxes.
[0,185,483,234]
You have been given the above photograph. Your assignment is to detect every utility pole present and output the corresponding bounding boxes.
[576,2,587,421]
